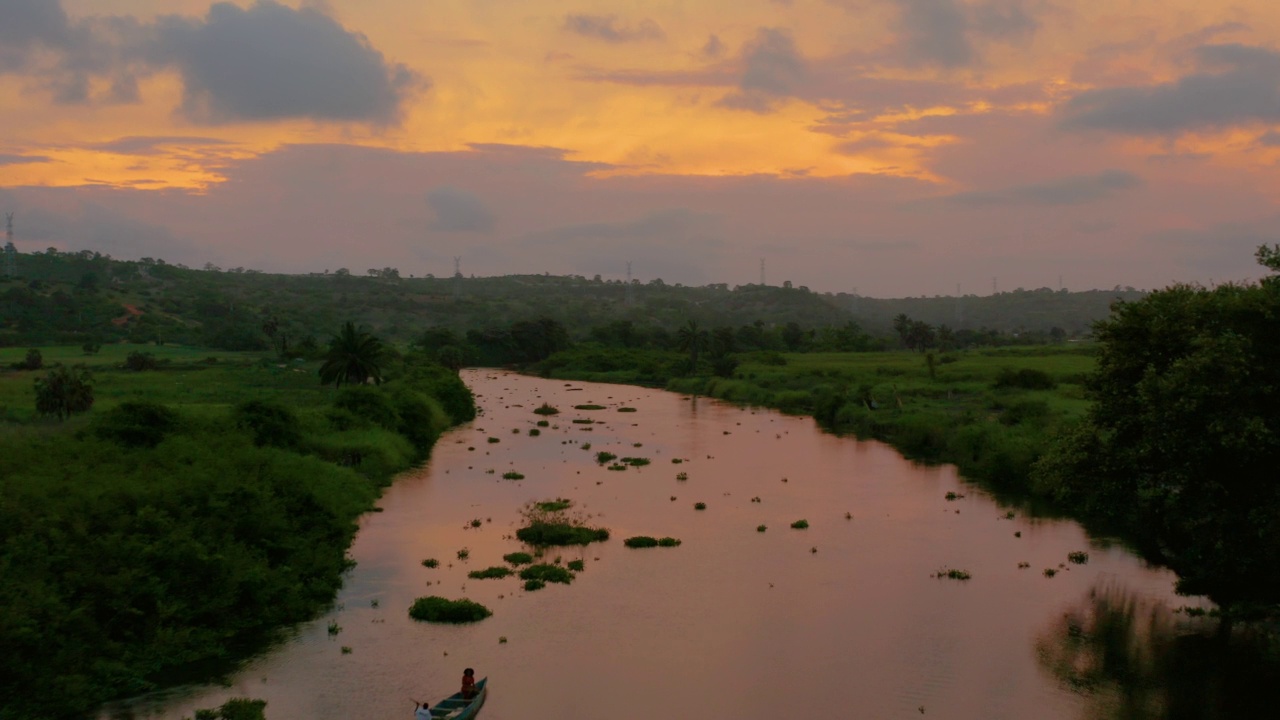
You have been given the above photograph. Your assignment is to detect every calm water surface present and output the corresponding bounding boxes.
[105,370,1219,720]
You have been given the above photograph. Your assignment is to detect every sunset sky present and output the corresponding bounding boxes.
[3,0,1279,296]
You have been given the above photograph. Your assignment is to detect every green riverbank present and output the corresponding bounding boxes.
[536,345,1093,503]
[0,346,474,720]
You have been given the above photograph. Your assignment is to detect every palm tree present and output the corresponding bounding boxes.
[675,320,709,373]
[319,322,385,388]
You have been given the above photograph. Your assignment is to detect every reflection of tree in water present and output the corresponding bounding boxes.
[1036,582,1279,719]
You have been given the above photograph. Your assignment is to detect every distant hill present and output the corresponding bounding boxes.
[0,248,1145,349]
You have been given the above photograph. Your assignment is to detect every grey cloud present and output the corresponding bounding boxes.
[426,187,495,232]
[890,0,1041,69]
[0,0,71,71]
[937,170,1142,206]
[1060,44,1280,134]
[718,28,805,113]
[701,34,725,59]
[522,208,714,245]
[563,14,665,43]
[152,1,422,124]
[1259,131,1280,146]
[0,153,52,166]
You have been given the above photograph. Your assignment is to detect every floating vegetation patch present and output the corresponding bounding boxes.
[595,451,617,464]
[607,463,627,471]
[676,472,688,481]
[327,620,341,636]
[1067,551,1090,565]
[519,563,574,584]
[621,457,650,467]
[469,518,482,528]
[502,471,525,480]
[468,566,514,580]
[572,418,594,424]
[945,492,964,501]
[574,404,606,410]
[791,519,810,529]
[421,558,439,569]
[1043,568,1058,578]
[523,579,545,591]
[535,498,573,512]
[456,548,470,560]
[567,559,585,572]
[516,517,609,547]
[1017,562,1031,569]
[503,552,534,566]
[933,567,972,580]
[409,596,492,623]
[657,537,681,547]
[757,525,768,532]
[533,403,560,415]
[617,407,637,412]
[751,496,761,503]
[694,502,707,510]
[671,458,683,464]
[624,536,660,548]
[536,420,550,427]
[581,443,591,450]
[529,429,541,436]
[487,437,500,444]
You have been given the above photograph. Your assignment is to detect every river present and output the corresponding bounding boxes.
[104,370,1250,720]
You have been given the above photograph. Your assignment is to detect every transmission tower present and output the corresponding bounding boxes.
[625,261,635,307]
[4,212,15,278]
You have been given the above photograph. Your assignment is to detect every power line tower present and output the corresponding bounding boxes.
[625,260,634,307]
[4,212,15,278]
[452,256,462,301]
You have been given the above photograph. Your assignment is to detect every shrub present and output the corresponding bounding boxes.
[18,348,43,370]
[518,564,574,584]
[503,552,534,566]
[93,401,180,448]
[232,400,302,449]
[468,566,514,580]
[994,367,1056,390]
[123,351,158,371]
[332,386,399,430]
[791,519,809,529]
[408,596,492,623]
[33,365,94,421]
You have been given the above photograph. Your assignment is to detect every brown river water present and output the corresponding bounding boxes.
[103,370,1232,720]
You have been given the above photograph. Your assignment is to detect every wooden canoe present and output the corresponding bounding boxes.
[428,677,487,720]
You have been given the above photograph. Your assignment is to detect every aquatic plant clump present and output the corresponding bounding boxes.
[517,521,609,545]
[533,403,560,415]
[621,457,650,467]
[574,404,606,410]
[694,502,707,510]
[523,579,546,591]
[624,536,659,548]
[502,471,525,480]
[421,558,439,568]
[657,537,681,547]
[409,596,492,623]
[535,498,573,512]
[791,519,809,529]
[567,559,585,571]
[757,525,767,532]
[617,407,637,412]
[503,552,534,566]
[595,451,617,464]
[934,567,972,580]
[468,566,514,580]
[1067,551,1090,564]
[519,563,574,584]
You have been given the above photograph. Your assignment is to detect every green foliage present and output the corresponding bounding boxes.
[318,321,384,388]
[518,564,574,584]
[422,558,440,568]
[567,559,585,571]
[18,348,43,370]
[233,400,302,449]
[694,502,706,510]
[535,498,572,512]
[503,552,534,566]
[934,567,972,580]
[523,579,546,591]
[791,519,809,529]
[994,367,1056,390]
[624,536,659,548]
[33,364,94,420]
[189,698,268,720]
[124,350,159,371]
[93,400,181,448]
[657,537,681,547]
[533,403,560,415]
[468,566,514,579]
[502,471,525,480]
[1068,551,1089,565]
[595,451,616,464]
[757,524,767,532]
[574,404,605,410]
[408,596,492,623]
[515,521,608,546]
[331,386,399,431]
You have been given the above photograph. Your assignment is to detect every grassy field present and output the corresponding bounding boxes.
[539,345,1096,503]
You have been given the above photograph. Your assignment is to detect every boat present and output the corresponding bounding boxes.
[428,677,487,719]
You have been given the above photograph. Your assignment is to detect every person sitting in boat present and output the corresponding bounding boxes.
[461,667,477,699]
[413,700,432,719]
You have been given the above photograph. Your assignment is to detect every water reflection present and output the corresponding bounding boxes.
[1036,582,1278,719]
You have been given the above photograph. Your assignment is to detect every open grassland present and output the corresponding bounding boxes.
[0,346,473,720]
[541,345,1095,501]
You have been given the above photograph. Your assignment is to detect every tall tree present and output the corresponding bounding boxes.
[34,365,94,420]
[319,322,385,388]
[675,319,709,372]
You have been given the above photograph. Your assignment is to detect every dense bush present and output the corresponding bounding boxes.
[233,400,303,449]
[93,401,181,448]
[994,367,1056,390]
[124,351,159,371]
[408,596,492,623]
